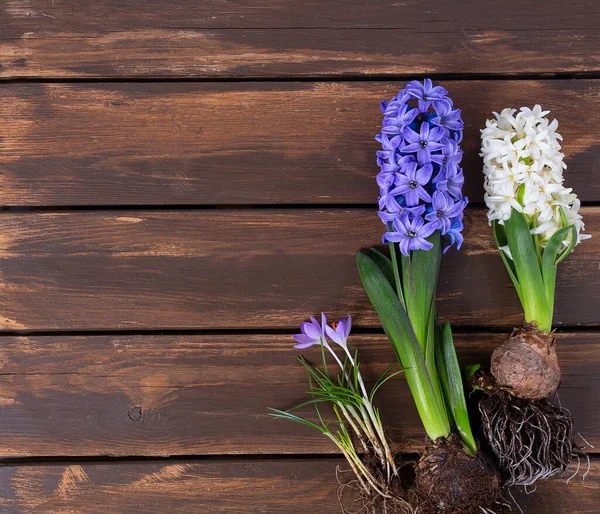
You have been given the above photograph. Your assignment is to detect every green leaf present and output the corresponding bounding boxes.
[540,224,577,326]
[425,304,446,424]
[401,233,442,352]
[492,221,522,300]
[356,251,450,441]
[368,248,396,293]
[555,225,578,266]
[369,369,406,402]
[267,408,326,432]
[435,323,477,455]
[369,360,403,403]
[464,363,481,381]
[504,209,551,331]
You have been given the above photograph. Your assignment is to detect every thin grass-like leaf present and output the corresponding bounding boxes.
[267,408,326,432]
[369,362,405,403]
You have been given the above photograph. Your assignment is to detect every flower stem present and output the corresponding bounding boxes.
[387,236,406,310]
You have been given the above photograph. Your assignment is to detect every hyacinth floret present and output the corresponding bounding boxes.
[377,79,468,256]
[480,105,589,251]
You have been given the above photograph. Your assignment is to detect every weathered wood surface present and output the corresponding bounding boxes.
[0,332,595,457]
[0,1,598,79]
[1,81,598,206]
[0,458,596,513]
[0,208,596,331]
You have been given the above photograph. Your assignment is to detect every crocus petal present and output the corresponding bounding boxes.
[325,324,341,345]
[302,321,321,339]
[343,315,352,338]
[293,335,318,349]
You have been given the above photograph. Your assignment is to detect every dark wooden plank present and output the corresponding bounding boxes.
[1,81,598,206]
[2,0,597,30]
[0,1,598,78]
[0,458,597,513]
[0,208,597,331]
[0,332,595,457]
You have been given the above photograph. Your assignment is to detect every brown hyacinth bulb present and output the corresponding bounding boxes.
[491,323,561,400]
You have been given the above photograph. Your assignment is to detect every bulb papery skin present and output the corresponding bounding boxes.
[491,324,561,399]
[480,105,590,252]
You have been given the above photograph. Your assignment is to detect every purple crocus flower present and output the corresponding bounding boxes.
[325,315,352,349]
[425,191,464,234]
[401,123,446,165]
[383,213,437,255]
[405,79,448,112]
[293,312,327,349]
[391,162,433,206]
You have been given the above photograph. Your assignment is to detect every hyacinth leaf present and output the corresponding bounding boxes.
[400,233,442,353]
[492,221,522,301]
[433,322,453,423]
[368,248,397,294]
[435,322,477,455]
[505,209,551,332]
[555,225,578,266]
[540,224,577,325]
[356,251,450,441]
[425,303,446,423]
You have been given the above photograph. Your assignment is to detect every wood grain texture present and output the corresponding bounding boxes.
[0,458,597,513]
[0,208,597,331]
[0,332,595,457]
[0,1,598,78]
[1,81,599,206]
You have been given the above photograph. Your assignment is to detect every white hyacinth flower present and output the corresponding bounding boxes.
[480,105,590,251]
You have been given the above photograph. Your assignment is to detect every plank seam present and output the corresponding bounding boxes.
[0,326,598,338]
[0,453,597,465]
[2,72,600,84]
[1,202,599,212]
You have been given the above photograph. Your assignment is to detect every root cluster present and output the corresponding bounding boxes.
[336,450,414,514]
[412,435,502,514]
[337,435,507,514]
[478,383,574,486]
